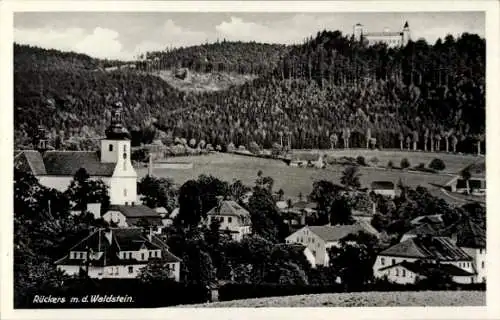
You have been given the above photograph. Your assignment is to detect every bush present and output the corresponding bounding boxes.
[400,158,410,169]
[387,160,394,169]
[356,156,366,166]
[417,163,425,169]
[429,158,446,171]
[369,157,379,165]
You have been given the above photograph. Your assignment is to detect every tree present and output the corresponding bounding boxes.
[310,180,343,225]
[138,260,176,284]
[177,180,203,228]
[451,135,458,153]
[423,128,429,152]
[412,131,419,151]
[248,187,285,242]
[277,188,285,201]
[340,165,361,189]
[328,231,380,290]
[329,196,353,225]
[429,158,446,171]
[229,179,250,202]
[400,158,410,169]
[137,175,177,212]
[460,168,472,194]
[64,168,110,214]
[399,132,404,150]
[405,136,411,150]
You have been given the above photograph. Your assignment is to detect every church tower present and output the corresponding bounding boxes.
[100,102,137,206]
[402,21,411,47]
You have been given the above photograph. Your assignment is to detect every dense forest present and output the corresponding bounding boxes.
[14,30,485,153]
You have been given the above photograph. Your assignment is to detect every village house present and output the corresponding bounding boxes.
[102,204,164,234]
[55,227,181,281]
[373,236,476,285]
[285,221,380,266]
[15,102,137,206]
[370,181,396,198]
[205,200,252,241]
[400,222,444,243]
[289,153,325,168]
[442,218,486,283]
[446,161,486,195]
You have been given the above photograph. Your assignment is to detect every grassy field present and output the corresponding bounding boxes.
[179,291,485,307]
[136,151,481,205]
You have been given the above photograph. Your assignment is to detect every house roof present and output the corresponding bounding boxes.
[379,261,475,277]
[379,237,472,261]
[42,151,116,176]
[14,150,47,175]
[442,218,486,249]
[108,205,161,218]
[207,200,250,218]
[404,223,443,237]
[55,227,181,266]
[410,214,443,226]
[371,181,395,190]
[305,221,379,243]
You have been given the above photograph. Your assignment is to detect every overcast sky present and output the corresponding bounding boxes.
[14,12,485,61]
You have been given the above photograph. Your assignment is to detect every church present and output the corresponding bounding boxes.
[15,102,137,206]
[353,21,411,48]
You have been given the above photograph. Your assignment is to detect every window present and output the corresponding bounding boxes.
[381,258,385,266]
[109,144,113,152]
[396,268,399,276]
[479,248,483,254]
[124,189,127,197]
[149,251,152,258]
[312,250,316,257]
[125,202,128,206]
[471,277,474,283]
[129,252,132,259]
[482,277,486,283]
[228,217,232,223]
[79,252,84,259]
[141,253,145,260]
[128,266,133,274]
[402,269,406,277]
[171,263,175,271]
[392,259,396,265]
[312,238,315,243]
[482,261,485,269]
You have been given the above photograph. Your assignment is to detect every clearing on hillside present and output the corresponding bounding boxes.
[149,70,257,92]
[179,290,485,307]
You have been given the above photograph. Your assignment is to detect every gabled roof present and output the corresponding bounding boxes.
[404,223,443,237]
[379,261,475,277]
[207,200,250,218]
[42,151,116,176]
[371,181,395,190]
[14,150,47,175]
[379,237,472,261]
[442,218,486,249]
[410,214,443,226]
[55,227,181,266]
[108,205,161,218]
[305,221,379,243]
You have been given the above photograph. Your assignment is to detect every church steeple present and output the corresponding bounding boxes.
[105,102,130,140]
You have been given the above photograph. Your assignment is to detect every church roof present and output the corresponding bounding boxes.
[15,150,117,177]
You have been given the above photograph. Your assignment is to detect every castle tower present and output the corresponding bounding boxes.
[101,102,131,164]
[402,21,410,46]
[353,23,364,42]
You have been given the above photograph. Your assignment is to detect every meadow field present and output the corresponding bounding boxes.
[136,150,481,205]
[180,291,485,307]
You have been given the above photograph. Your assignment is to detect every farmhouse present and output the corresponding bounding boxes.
[377,261,476,285]
[15,102,137,206]
[206,200,252,241]
[102,204,164,233]
[55,227,181,281]
[289,153,325,168]
[442,218,486,283]
[446,161,486,195]
[286,221,380,266]
[373,236,476,284]
[370,181,396,198]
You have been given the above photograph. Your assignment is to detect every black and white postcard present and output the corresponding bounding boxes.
[1,1,499,319]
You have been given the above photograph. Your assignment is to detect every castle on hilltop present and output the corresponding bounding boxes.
[354,21,411,48]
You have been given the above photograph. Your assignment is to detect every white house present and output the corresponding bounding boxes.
[377,261,476,285]
[102,204,164,233]
[370,181,396,198]
[55,227,181,281]
[373,236,476,285]
[443,218,487,283]
[205,200,252,241]
[14,102,137,206]
[285,221,380,266]
[289,153,325,168]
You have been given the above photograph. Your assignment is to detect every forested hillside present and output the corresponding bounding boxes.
[14,30,485,153]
